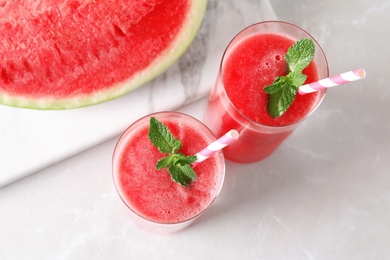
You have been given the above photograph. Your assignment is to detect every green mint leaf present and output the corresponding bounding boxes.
[286,38,315,73]
[264,76,288,95]
[148,117,182,154]
[175,153,197,166]
[177,164,197,181]
[168,163,196,187]
[156,154,197,170]
[148,117,198,187]
[287,71,307,88]
[267,83,298,118]
[156,155,172,170]
[265,38,315,118]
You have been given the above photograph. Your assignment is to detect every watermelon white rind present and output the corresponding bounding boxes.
[0,0,207,109]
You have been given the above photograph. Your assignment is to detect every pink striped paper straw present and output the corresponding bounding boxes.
[192,129,239,167]
[298,68,366,95]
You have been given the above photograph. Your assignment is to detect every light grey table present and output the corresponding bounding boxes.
[1,0,389,259]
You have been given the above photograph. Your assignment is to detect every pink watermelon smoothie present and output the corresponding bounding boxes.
[112,112,225,233]
[204,22,328,163]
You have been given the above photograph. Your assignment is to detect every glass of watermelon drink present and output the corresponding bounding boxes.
[112,112,225,234]
[204,21,329,163]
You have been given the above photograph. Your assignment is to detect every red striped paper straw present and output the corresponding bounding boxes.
[298,68,366,95]
[192,129,239,167]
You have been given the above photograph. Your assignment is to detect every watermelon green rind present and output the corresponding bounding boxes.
[0,0,207,110]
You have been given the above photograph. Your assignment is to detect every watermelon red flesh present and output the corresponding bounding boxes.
[0,0,206,109]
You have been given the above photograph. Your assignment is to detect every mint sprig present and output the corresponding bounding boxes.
[264,38,315,118]
[148,117,197,187]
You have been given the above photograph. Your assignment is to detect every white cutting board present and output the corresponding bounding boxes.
[0,0,276,186]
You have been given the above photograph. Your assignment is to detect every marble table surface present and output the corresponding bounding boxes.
[1,0,389,259]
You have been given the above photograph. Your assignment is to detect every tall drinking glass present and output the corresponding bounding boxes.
[112,112,225,233]
[204,21,328,163]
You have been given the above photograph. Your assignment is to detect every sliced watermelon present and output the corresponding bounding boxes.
[0,0,207,109]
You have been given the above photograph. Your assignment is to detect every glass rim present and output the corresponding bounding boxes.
[218,20,329,130]
[112,111,226,226]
